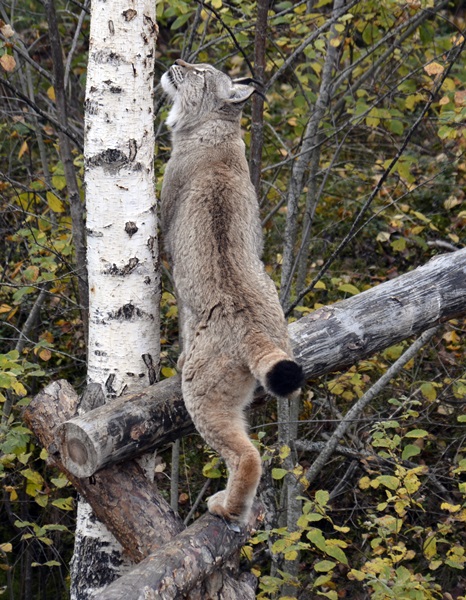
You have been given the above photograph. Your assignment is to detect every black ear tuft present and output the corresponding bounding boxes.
[266,360,304,397]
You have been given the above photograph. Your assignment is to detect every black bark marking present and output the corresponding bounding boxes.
[128,139,138,162]
[142,353,157,385]
[125,222,138,237]
[105,374,117,396]
[123,9,137,21]
[104,257,139,276]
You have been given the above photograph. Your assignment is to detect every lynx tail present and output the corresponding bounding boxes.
[248,335,304,397]
[266,359,304,397]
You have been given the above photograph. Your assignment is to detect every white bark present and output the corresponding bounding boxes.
[71,1,159,597]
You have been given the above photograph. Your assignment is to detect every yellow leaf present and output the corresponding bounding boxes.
[46,191,65,213]
[439,95,450,106]
[0,53,16,72]
[424,62,444,76]
[47,86,56,102]
[359,476,371,490]
[444,195,462,210]
[441,502,461,513]
[161,366,176,378]
[18,140,29,160]
[0,304,12,314]
[314,280,326,290]
[423,535,437,560]
[38,348,52,361]
[0,543,12,553]
[12,380,27,396]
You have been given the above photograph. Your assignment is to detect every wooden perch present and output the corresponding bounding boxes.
[56,248,466,478]
[23,380,183,562]
[98,505,261,600]
[56,375,193,477]
[24,381,257,598]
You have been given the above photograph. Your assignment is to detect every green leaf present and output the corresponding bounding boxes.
[338,283,360,296]
[51,497,74,511]
[402,444,421,461]
[324,545,348,565]
[420,383,436,401]
[376,475,400,490]
[314,560,336,572]
[272,468,288,480]
[315,490,330,507]
[171,12,192,30]
[46,191,64,213]
[405,429,429,438]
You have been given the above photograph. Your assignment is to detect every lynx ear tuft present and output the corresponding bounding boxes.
[228,84,255,105]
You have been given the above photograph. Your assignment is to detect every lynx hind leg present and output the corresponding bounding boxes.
[182,357,261,524]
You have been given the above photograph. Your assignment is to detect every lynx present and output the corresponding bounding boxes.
[161,60,304,524]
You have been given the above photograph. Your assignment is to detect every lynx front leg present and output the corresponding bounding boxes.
[182,355,260,524]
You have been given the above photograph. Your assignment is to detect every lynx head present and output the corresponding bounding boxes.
[161,60,256,130]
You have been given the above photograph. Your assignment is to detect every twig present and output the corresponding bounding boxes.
[304,327,439,487]
[249,0,269,197]
[265,0,361,91]
[64,0,90,90]
[286,35,466,314]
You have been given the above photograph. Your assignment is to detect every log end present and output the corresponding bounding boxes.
[57,421,99,478]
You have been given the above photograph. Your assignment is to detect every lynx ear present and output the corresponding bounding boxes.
[228,84,255,105]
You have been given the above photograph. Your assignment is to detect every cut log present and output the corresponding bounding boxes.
[98,505,261,600]
[23,380,183,563]
[57,375,192,478]
[290,248,466,376]
[57,248,466,477]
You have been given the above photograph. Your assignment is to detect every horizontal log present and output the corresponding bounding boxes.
[57,374,192,478]
[25,381,261,598]
[23,380,183,562]
[98,504,261,600]
[58,248,466,477]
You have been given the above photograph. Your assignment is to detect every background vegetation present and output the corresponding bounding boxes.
[1,0,465,598]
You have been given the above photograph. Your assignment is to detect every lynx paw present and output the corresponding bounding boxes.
[207,490,245,527]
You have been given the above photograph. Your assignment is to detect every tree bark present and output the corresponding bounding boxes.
[97,506,261,600]
[56,374,191,477]
[69,0,161,592]
[44,0,89,341]
[249,0,269,198]
[55,248,466,477]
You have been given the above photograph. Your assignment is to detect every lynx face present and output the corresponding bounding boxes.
[161,59,255,129]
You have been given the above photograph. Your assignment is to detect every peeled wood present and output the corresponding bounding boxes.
[58,249,466,477]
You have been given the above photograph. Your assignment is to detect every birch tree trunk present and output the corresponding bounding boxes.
[70,1,160,597]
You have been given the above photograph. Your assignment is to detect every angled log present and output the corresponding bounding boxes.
[289,248,466,375]
[98,505,261,600]
[56,248,466,478]
[23,380,183,563]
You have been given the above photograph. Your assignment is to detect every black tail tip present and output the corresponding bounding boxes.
[266,360,305,397]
